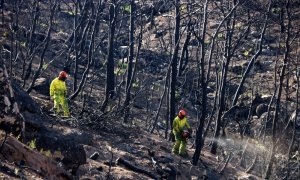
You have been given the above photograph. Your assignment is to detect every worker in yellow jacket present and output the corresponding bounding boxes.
[50,71,70,117]
[172,109,192,156]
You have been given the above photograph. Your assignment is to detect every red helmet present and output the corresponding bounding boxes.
[59,71,67,79]
[178,109,186,119]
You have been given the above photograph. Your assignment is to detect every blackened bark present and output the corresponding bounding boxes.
[73,1,79,92]
[26,2,57,94]
[169,0,180,133]
[192,0,240,165]
[69,1,103,100]
[123,1,135,123]
[178,24,191,77]
[211,0,239,154]
[232,1,271,106]
[22,0,39,87]
[192,0,208,165]
[265,0,290,178]
[101,2,117,112]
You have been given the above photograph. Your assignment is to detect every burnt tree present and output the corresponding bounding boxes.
[101,1,117,112]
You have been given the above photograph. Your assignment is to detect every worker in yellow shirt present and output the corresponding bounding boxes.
[172,109,192,156]
[50,71,70,117]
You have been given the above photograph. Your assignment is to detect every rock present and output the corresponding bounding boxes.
[159,145,171,153]
[33,78,50,96]
[207,93,215,100]
[261,49,277,56]
[287,110,300,129]
[158,155,174,163]
[141,0,173,17]
[90,152,100,160]
[250,31,261,38]
[83,145,111,160]
[261,60,273,66]
[256,103,268,118]
[155,29,167,38]
[252,94,266,105]
[261,94,272,103]
[133,140,142,145]
[133,96,148,109]
[157,122,166,130]
[252,109,289,136]
[64,130,93,145]
[231,65,245,74]
[189,39,198,46]
[238,175,258,180]
[202,169,222,179]
[263,35,276,43]
[12,82,39,113]
[36,132,87,170]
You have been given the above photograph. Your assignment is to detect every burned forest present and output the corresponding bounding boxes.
[0,0,300,179]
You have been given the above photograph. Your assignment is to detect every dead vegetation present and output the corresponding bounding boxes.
[1,0,300,179]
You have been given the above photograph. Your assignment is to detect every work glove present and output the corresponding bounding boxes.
[181,131,190,139]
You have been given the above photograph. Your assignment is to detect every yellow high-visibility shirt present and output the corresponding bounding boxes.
[172,116,191,134]
[50,77,67,97]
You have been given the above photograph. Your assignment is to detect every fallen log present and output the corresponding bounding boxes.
[116,157,159,179]
[148,150,177,180]
[0,130,72,180]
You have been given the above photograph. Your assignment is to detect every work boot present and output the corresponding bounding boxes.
[179,151,189,158]
[172,150,179,155]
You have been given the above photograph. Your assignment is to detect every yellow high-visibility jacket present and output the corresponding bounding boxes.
[172,116,191,134]
[50,77,67,97]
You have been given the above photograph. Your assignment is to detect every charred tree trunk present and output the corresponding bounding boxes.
[22,0,39,87]
[150,64,171,134]
[211,0,247,154]
[123,1,135,123]
[265,0,291,178]
[286,49,299,179]
[169,0,180,133]
[232,1,272,106]
[0,131,72,180]
[26,2,57,94]
[69,1,104,100]
[178,21,191,77]
[73,1,79,92]
[192,0,208,165]
[101,1,117,112]
[210,21,233,154]
[192,0,240,165]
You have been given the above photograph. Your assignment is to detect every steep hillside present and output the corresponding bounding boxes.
[1,0,300,179]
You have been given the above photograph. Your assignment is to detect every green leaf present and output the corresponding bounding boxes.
[29,139,36,149]
[123,4,131,13]
[175,90,180,98]
[42,64,49,70]
[2,31,9,38]
[132,82,138,88]
[21,42,26,47]
[44,150,51,157]
[180,4,187,13]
